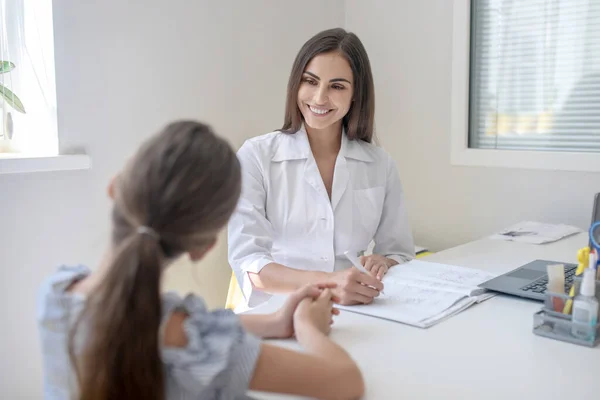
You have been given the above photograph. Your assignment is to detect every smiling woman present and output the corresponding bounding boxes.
[228,28,415,311]
[282,28,375,143]
[298,54,354,130]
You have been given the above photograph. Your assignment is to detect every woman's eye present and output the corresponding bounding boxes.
[302,78,317,86]
[332,84,345,90]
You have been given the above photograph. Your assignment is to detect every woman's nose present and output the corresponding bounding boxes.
[313,85,328,105]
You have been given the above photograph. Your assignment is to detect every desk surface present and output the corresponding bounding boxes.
[249,233,599,400]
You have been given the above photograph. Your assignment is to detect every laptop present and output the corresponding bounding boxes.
[478,192,600,301]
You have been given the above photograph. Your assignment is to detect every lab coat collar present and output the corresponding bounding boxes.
[272,126,311,161]
[272,124,374,163]
[341,129,374,163]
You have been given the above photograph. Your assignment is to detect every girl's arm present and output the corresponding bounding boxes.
[249,292,364,400]
[249,341,364,400]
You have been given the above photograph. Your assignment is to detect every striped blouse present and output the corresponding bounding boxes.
[37,265,261,400]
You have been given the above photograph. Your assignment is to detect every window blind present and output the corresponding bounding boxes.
[469,0,600,152]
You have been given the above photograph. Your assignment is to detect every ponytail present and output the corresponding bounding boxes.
[66,120,243,399]
[69,229,165,400]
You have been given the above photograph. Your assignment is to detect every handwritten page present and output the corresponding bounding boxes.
[337,260,496,328]
[383,260,494,296]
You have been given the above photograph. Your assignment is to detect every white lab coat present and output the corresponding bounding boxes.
[227,126,415,308]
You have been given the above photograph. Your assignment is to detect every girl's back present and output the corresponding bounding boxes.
[38,265,261,400]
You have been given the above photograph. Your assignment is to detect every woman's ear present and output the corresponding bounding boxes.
[188,239,217,262]
[107,175,118,200]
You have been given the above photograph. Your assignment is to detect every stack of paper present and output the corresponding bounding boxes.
[490,221,582,244]
[337,260,496,328]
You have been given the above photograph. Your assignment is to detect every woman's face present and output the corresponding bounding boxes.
[297,52,354,132]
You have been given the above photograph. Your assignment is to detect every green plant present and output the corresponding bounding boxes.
[0,61,26,114]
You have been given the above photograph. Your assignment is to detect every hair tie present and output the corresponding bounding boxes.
[137,226,160,240]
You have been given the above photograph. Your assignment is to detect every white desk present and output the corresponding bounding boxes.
[248,233,599,400]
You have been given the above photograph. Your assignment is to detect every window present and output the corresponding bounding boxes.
[451,0,600,172]
[0,0,58,156]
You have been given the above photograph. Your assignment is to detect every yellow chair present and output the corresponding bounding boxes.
[225,249,434,309]
[416,251,433,258]
[226,272,244,310]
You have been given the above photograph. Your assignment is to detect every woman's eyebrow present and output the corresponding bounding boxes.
[304,71,351,84]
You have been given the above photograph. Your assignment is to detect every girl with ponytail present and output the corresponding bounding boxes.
[37,120,364,400]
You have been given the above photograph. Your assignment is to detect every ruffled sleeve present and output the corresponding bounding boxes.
[161,294,261,399]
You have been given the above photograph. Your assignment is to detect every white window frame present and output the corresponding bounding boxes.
[450,0,600,173]
[0,0,89,174]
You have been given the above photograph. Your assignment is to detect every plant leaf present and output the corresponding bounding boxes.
[0,61,16,74]
[0,84,26,113]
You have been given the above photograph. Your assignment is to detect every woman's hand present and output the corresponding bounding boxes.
[328,268,383,305]
[272,283,340,338]
[360,254,398,280]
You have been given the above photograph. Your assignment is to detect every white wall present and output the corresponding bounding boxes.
[345,0,600,251]
[5,0,600,397]
[0,1,344,397]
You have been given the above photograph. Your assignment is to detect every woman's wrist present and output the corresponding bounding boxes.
[309,270,333,283]
[385,257,399,268]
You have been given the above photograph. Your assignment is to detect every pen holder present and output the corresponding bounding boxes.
[532,277,600,347]
[570,276,600,303]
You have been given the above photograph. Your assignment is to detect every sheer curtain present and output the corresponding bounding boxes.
[0,0,57,155]
[469,0,600,152]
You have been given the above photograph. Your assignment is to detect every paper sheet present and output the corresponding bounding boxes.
[384,260,495,289]
[337,260,497,328]
[490,221,582,244]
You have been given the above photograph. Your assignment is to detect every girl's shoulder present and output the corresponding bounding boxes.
[37,265,91,322]
[161,293,262,397]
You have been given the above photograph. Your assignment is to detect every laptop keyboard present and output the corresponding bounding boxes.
[520,265,577,294]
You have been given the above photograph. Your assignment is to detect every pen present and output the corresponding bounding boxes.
[343,250,385,294]
[563,247,591,314]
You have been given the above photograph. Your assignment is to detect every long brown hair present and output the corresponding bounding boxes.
[68,121,241,400]
[281,27,376,142]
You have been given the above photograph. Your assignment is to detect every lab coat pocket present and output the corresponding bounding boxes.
[353,187,385,243]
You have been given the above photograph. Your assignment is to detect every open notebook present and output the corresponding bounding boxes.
[337,260,497,328]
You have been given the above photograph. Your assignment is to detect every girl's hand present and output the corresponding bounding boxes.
[272,283,339,338]
[293,289,338,336]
